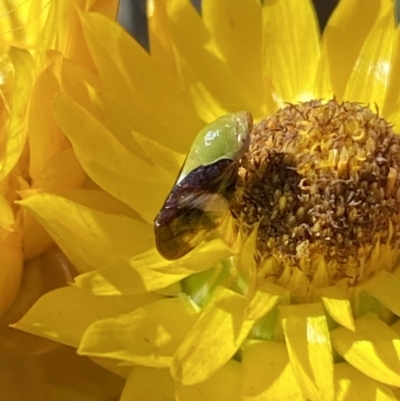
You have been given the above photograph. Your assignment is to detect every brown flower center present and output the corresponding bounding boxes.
[232,99,400,289]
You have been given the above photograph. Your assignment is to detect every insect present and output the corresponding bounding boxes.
[154,112,253,260]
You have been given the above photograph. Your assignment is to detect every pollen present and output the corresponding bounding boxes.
[231,99,400,291]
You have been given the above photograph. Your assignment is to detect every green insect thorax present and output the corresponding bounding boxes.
[178,112,253,183]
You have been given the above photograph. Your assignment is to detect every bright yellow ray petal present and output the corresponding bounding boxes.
[331,313,400,386]
[262,0,320,106]
[335,362,398,401]
[147,0,177,74]
[53,92,172,224]
[0,0,50,50]
[245,283,281,321]
[120,367,175,401]
[32,148,85,191]
[362,270,400,317]
[281,302,335,401]
[202,0,265,111]
[74,240,233,295]
[0,192,14,232]
[78,9,202,152]
[313,48,333,101]
[0,47,34,181]
[172,286,254,385]
[86,0,119,18]
[176,360,241,401]
[61,58,102,120]
[19,193,153,273]
[53,188,141,218]
[343,4,395,108]
[78,296,198,368]
[167,0,256,122]
[21,188,139,260]
[49,2,119,71]
[241,340,305,401]
[87,86,175,155]
[0,232,22,317]
[21,207,53,260]
[320,0,390,100]
[14,286,160,348]
[382,26,400,124]
[318,286,355,331]
[131,130,185,178]
[147,0,205,142]
[28,65,65,180]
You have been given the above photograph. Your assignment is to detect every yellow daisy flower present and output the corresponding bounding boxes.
[0,0,124,400]
[14,0,400,400]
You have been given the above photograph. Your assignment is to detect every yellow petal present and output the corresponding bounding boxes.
[313,46,334,101]
[202,0,265,112]
[63,57,168,164]
[238,226,258,295]
[245,283,282,321]
[28,65,64,180]
[147,0,206,142]
[0,47,34,180]
[331,313,400,387]
[74,258,186,296]
[0,192,14,232]
[317,286,355,331]
[53,92,172,224]
[0,249,65,354]
[120,367,174,401]
[78,9,202,152]
[362,270,400,317]
[0,0,50,49]
[14,286,160,348]
[382,27,400,123]
[32,148,85,191]
[262,0,319,105]
[241,340,305,401]
[335,362,398,401]
[78,296,198,368]
[250,286,289,343]
[176,360,241,401]
[61,58,102,120]
[321,0,389,100]
[74,239,233,295]
[0,232,22,317]
[172,286,254,385]
[280,302,335,401]
[19,192,153,273]
[147,0,190,106]
[147,0,178,74]
[21,203,55,260]
[131,129,185,182]
[343,4,395,107]
[167,0,255,122]
[86,0,119,18]
[54,188,141,219]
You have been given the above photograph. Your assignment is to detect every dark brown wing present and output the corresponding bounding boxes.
[154,159,238,260]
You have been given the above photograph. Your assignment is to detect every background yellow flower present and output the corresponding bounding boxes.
[0,0,125,400]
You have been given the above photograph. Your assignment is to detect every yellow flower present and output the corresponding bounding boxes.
[14,0,400,400]
[0,0,124,400]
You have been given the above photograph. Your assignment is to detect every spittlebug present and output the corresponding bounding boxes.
[154,112,253,260]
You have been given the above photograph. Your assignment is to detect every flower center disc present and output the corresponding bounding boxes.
[232,99,400,299]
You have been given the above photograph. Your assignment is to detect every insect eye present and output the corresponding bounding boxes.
[237,133,247,144]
